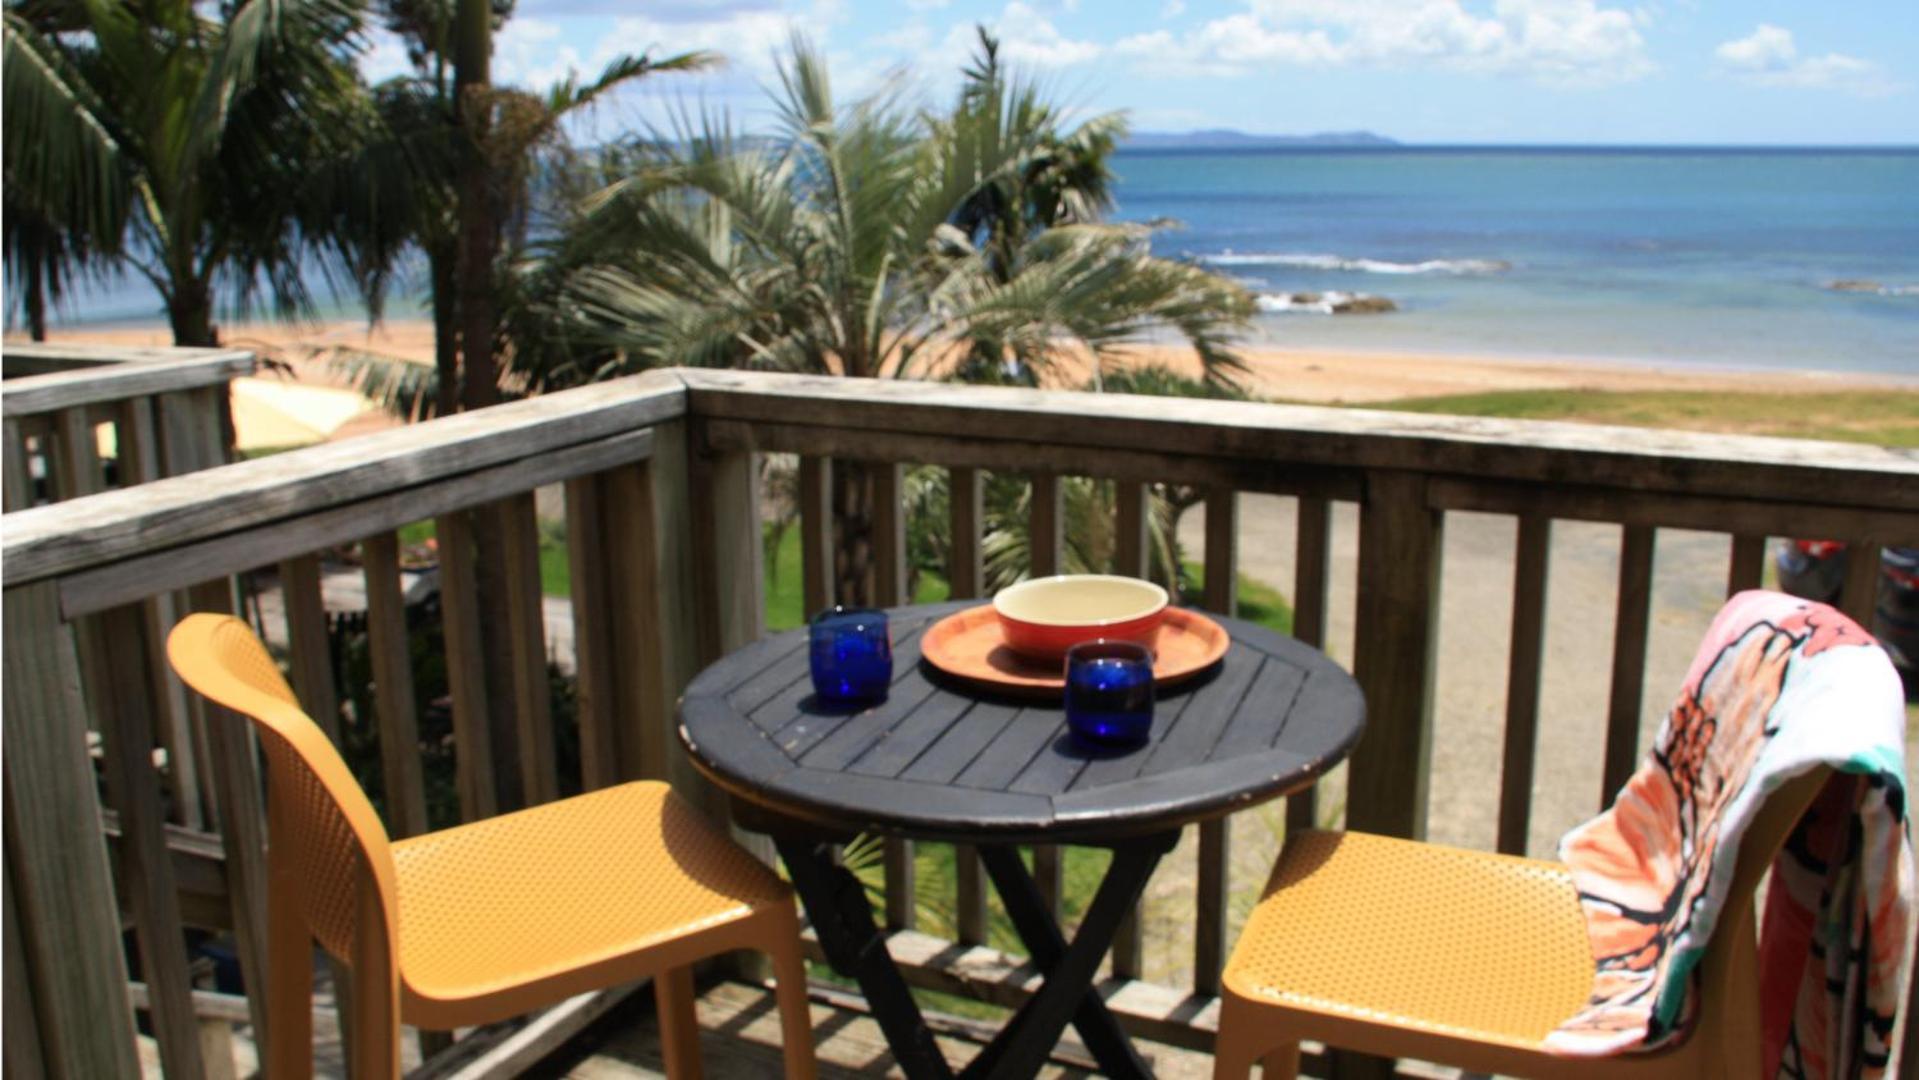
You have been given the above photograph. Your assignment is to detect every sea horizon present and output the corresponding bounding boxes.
[1111,144,1919,376]
[16,144,1919,379]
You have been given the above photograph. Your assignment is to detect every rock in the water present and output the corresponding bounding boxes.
[1331,294,1397,314]
[1256,290,1398,314]
[1828,279,1883,292]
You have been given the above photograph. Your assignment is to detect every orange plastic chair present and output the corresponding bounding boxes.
[167,613,817,1079]
[1213,767,1829,1079]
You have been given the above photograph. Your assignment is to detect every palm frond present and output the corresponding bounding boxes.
[2,12,131,243]
[323,347,440,421]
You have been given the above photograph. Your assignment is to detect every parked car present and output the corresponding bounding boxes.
[1775,541,1919,681]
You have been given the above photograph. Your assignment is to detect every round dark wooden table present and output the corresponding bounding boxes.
[678,600,1365,1079]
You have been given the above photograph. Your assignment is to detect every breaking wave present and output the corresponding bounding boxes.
[1200,251,1511,275]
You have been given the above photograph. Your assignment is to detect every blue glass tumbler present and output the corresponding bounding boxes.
[1064,640,1155,745]
[809,607,893,704]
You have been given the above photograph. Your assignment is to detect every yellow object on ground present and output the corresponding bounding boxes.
[1213,768,1826,1079]
[227,377,374,451]
[166,614,817,1079]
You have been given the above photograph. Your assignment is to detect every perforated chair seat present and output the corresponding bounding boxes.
[1223,830,1595,1049]
[393,780,790,1025]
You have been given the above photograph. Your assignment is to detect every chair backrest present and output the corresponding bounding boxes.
[166,613,399,967]
[1692,764,1832,1041]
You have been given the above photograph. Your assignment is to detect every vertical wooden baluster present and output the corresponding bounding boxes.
[50,406,102,502]
[3,582,141,1078]
[690,432,767,801]
[1728,534,1766,596]
[500,493,557,805]
[692,443,765,665]
[1498,514,1552,856]
[1108,481,1151,978]
[1341,473,1442,1080]
[3,872,48,1078]
[948,466,988,944]
[1195,490,1238,996]
[1840,542,1881,629]
[115,398,207,830]
[1114,481,1149,580]
[3,419,29,511]
[1031,846,1064,929]
[565,475,621,791]
[279,554,361,1055]
[950,466,984,599]
[165,389,237,829]
[799,456,835,618]
[82,602,206,1079]
[690,432,777,983]
[1348,471,1442,840]
[1028,471,1066,919]
[434,512,500,821]
[362,534,429,837]
[872,464,917,930]
[1287,496,1332,834]
[1601,525,1656,809]
[186,577,276,1061]
[633,423,707,791]
[1203,491,1238,615]
[1030,472,1063,577]
[280,556,340,739]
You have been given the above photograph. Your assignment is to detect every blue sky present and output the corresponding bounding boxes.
[361,1,1919,144]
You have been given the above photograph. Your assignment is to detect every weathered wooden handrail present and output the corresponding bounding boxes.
[3,344,257,518]
[6,365,1916,1078]
[2,345,255,418]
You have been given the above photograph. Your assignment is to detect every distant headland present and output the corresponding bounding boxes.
[1121,130,1399,150]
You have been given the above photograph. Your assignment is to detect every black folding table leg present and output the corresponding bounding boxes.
[965,836,1174,1080]
[774,836,954,1080]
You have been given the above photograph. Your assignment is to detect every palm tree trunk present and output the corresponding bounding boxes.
[24,265,47,341]
[453,0,498,413]
[832,457,877,607]
[167,277,218,347]
[450,0,519,811]
[429,243,459,417]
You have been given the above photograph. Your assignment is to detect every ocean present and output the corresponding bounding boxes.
[25,146,1919,376]
[1109,146,1919,375]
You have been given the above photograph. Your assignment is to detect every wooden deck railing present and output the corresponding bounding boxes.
[4,362,1916,1078]
[3,343,255,511]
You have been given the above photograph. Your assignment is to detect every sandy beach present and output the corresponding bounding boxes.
[23,318,1918,408]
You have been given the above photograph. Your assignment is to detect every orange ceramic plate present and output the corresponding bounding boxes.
[920,604,1229,698]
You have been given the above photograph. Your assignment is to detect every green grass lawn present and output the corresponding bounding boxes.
[763,525,952,630]
[1368,388,1919,448]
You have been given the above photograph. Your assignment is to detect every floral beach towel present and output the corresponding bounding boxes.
[1546,590,1913,1077]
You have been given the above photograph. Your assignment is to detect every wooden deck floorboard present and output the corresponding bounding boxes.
[550,980,1219,1079]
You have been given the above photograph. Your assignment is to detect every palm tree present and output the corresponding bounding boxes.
[3,0,384,345]
[328,3,712,416]
[542,31,1254,604]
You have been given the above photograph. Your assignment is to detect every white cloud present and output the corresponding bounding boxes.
[358,28,417,84]
[1714,23,1793,71]
[917,2,1103,73]
[988,2,1104,67]
[1161,0,1188,17]
[487,2,842,92]
[1714,24,1904,98]
[494,17,584,89]
[1114,0,1654,86]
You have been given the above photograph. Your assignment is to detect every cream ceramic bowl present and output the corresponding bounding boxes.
[991,574,1169,660]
